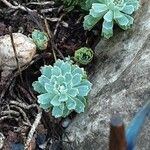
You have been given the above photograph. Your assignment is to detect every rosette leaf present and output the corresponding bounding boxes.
[32,58,92,118]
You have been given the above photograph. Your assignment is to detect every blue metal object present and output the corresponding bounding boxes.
[126,100,150,150]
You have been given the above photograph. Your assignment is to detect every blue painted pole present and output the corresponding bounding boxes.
[126,100,150,150]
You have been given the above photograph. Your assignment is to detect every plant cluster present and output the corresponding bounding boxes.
[32,58,92,118]
[32,0,140,119]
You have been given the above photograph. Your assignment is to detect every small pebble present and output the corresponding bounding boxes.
[61,118,71,128]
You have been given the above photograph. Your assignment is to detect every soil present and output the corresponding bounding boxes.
[0,1,98,149]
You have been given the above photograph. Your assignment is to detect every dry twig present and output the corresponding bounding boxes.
[44,18,65,60]
[25,111,42,149]
[0,116,19,122]
[10,101,39,111]
[1,0,57,14]
[54,13,66,36]
[26,1,55,6]
[1,0,33,11]
[10,105,31,126]
[1,110,19,116]
[8,26,24,84]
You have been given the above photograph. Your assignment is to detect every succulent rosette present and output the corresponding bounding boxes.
[84,0,140,38]
[32,58,92,118]
[32,30,48,50]
[74,47,94,65]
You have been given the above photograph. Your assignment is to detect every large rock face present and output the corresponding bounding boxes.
[63,1,150,150]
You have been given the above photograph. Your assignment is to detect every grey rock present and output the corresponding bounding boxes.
[63,1,150,150]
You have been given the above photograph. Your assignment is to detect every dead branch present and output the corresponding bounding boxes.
[1,0,57,13]
[25,111,42,149]
[26,1,55,6]
[1,110,19,116]
[10,105,31,126]
[1,0,33,11]
[0,116,19,122]
[9,26,24,83]
[10,100,39,111]
[44,18,65,60]
[54,13,66,36]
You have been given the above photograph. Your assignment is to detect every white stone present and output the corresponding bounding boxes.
[0,33,36,77]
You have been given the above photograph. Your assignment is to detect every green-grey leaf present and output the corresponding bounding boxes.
[52,66,61,76]
[44,83,54,93]
[52,104,64,118]
[114,10,123,19]
[32,81,46,94]
[37,93,51,104]
[54,59,63,68]
[91,3,107,15]
[38,75,51,85]
[77,96,87,105]
[50,95,61,106]
[115,14,129,26]
[72,74,82,86]
[85,0,104,10]
[121,5,134,14]
[40,65,52,78]
[56,76,65,84]
[79,79,92,89]
[77,85,90,96]
[59,94,68,102]
[101,20,113,39]
[125,0,140,11]
[67,88,79,97]
[61,62,71,75]
[119,14,134,30]
[65,73,72,83]
[83,15,100,30]
[74,98,85,113]
[66,97,76,110]
[104,10,113,22]
[62,105,71,117]
[40,103,51,110]
[72,67,84,76]
[90,3,108,18]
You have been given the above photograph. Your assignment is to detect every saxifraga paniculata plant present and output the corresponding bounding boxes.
[84,0,140,39]
[32,58,92,118]
[32,30,48,50]
[74,47,94,65]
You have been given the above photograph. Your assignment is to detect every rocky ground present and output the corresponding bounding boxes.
[63,1,150,150]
